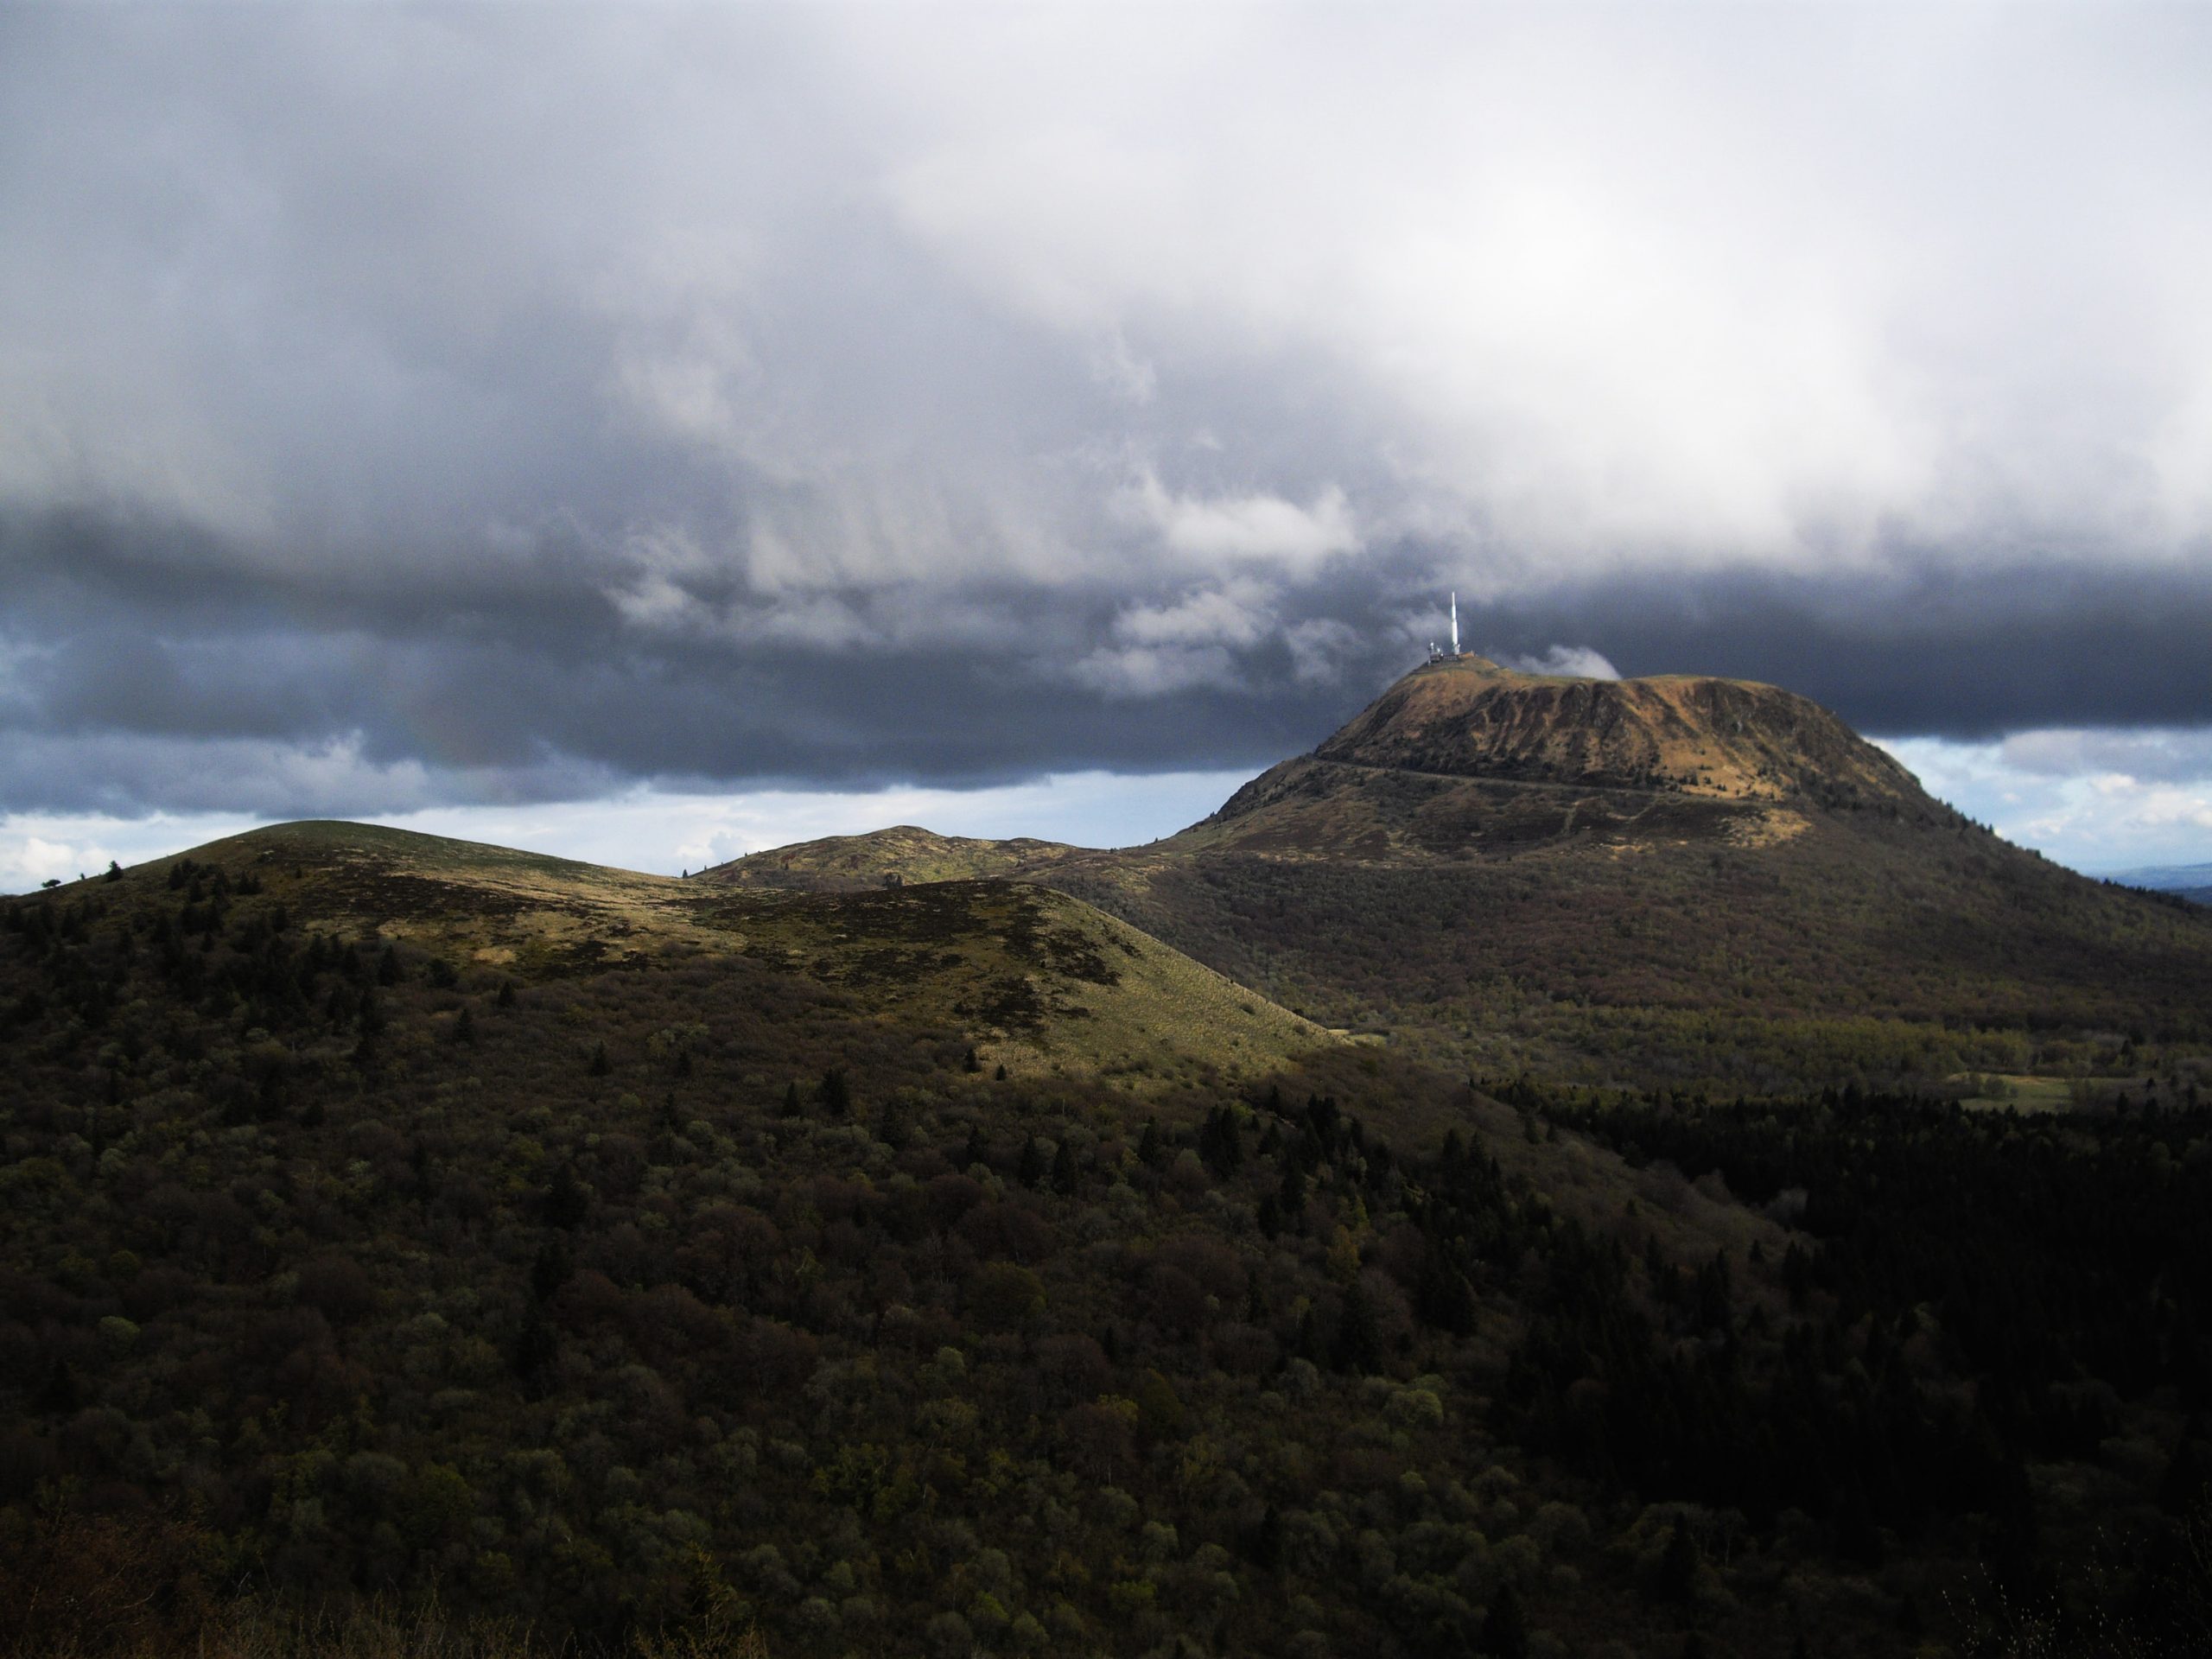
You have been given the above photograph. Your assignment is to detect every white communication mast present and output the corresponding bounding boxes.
[1429,593,1465,664]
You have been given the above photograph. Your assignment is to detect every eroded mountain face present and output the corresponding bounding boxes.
[1310,656,1924,806]
[1179,658,1943,864]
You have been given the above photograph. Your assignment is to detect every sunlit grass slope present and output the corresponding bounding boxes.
[170,821,1326,1085]
[702,825,1084,892]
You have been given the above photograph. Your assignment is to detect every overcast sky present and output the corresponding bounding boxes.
[3,3,2210,886]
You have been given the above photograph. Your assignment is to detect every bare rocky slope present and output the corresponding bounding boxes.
[1309,654,1924,804]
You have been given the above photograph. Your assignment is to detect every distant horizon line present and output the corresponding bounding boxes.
[1,798,2204,900]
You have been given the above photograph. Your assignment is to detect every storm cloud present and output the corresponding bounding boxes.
[3,4,2210,821]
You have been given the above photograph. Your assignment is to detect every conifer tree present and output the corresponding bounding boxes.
[1332,1280,1381,1373]
[1478,1585,1528,1658]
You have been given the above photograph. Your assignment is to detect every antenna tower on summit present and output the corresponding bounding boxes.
[1428,593,1465,664]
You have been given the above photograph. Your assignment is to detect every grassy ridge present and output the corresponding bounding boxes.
[701,828,1082,893]
[143,823,1326,1087]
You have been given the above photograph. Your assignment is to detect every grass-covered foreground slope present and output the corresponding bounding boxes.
[125,822,1327,1087]
[8,825,2212,1658]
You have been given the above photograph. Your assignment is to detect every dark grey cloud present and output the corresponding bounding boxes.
[3,5,2211,819]
[7,499,2209,820]
[1467,567,2212,741]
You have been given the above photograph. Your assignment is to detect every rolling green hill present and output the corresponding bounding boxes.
[707,826,1078,893]
[103,821,1329,1089]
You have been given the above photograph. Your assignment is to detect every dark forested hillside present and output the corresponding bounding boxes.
[1046,810,2212,1090]
[4,830,2212,1658]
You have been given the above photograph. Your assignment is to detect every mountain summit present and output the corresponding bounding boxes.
[1179,655,1942,863]
[1313,655,1923,806]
